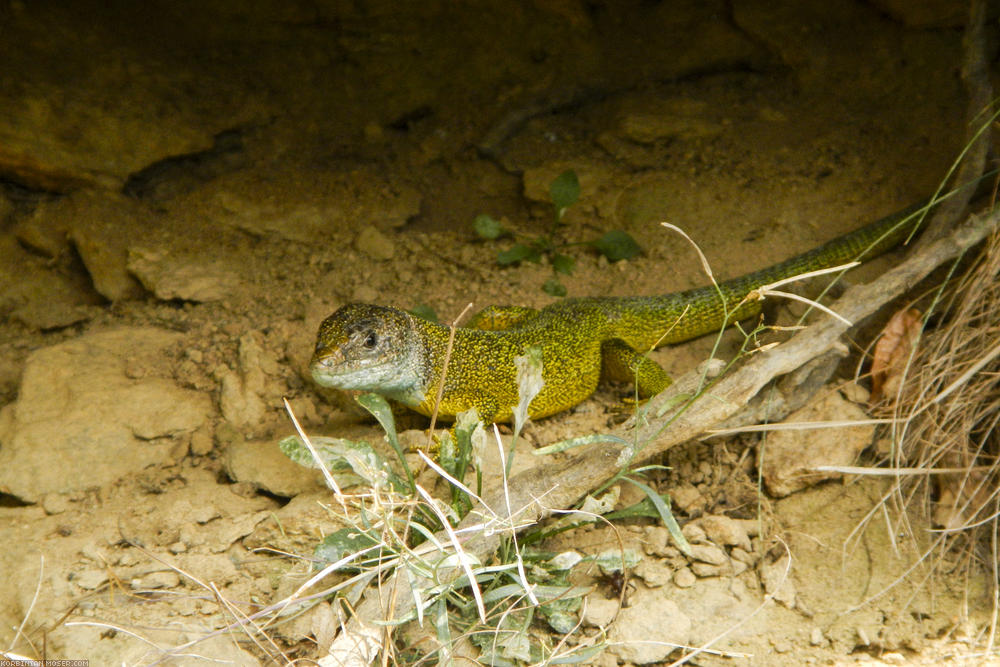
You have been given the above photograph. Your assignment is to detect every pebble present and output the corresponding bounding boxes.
[810,627,825,646]
[190,427,215,456]
[697,514,753,552]
[136,571,181,590]
[688,543,728,566]
[691,562,725,577]
[73,569,108,590]
[730,547,756,566]
[581,595,618,628]
[673,567,696,588]
[41,493,69,515]
[642,525,671,557]
[680,523,707,544]
[354,226,396,261]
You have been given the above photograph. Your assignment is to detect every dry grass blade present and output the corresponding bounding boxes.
[865,221,1000,644]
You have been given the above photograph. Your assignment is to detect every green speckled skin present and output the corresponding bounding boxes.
[310,202,925,423]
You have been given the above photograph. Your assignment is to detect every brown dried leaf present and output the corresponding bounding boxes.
[870,308,922,405]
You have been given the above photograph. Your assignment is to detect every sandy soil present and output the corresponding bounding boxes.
[0,1,996,664]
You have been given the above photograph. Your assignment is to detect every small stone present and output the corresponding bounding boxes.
[642,525,671,557]
[881,652,906,664]
[673,567,696,588]
[169,541,188,554]
[761,554,797,607]
[697,515,752,552]
[73,569,108,590]
[810,627,825,646]
[680,523,707,544]
[581,595,619,628]
[633,559,672,587]
[688,543,727,566]
[190,426,214,456]
[730,547,756,566]
[839,382,869,404]
[80,542,105,563]
[691,562,725,577]
[41,493,69,515]
[136,571,181,590]
[192,505,222,524]
[354,226,396,261]
[670,483,704,514]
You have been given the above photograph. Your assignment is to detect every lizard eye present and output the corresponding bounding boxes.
[363,331,378,349]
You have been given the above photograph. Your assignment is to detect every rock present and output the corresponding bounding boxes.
[581,594,618,628]
[760,390,876,497]
[633,559,673,587]
[760,554,797,607]
[688,543,728,566]
[134,571,181,590]
[11,302,93,331]
[669,482,705,514]
[691,561,727,577]
[620,99,722,144]
[0,328,213,502]
[680,522,707,544]
[64,191,149,300]
[642,525,671,557]
[354,226,396,261]
[244,491,347,555]
[217,333,274,432]
[224,437,325,498]
[212,171,421,243]
[127,246,238,302]
[673,567,696,588]
[695,515,753,552]
[13,202,71,258]
[41,493,70,515]
[73,569,108,590]
[608,597,691,664]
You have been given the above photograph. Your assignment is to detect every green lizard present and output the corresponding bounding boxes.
[310,201,926,424]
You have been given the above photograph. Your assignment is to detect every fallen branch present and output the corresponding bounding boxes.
[331,205,1000,663]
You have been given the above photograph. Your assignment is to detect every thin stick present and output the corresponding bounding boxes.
[427,302,475,444]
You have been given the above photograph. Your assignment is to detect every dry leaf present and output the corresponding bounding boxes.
[870,308,922,404]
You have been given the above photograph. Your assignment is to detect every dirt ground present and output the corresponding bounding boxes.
[0,1,997,664]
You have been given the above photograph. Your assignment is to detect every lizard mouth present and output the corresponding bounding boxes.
[309,349,348,384]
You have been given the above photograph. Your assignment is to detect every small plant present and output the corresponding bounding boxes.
[474,169,642,296]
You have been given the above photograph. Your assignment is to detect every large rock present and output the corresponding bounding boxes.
[760,390,876,497]
[0,328,213,502]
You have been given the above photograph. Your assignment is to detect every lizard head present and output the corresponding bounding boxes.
[310,303,424,398]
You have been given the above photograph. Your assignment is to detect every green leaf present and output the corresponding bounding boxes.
[314,527,383,572]
[408,304,438,322]
[592,230,642,262]
[624,478,692,556]
[497,244,541,265]
[473,213,505,240]
[552,253,575,275]
[595,548,641,575]
[356,393,414,491]
[550,170,580,212]
[279,434,407,492]
[542,277,567,297]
